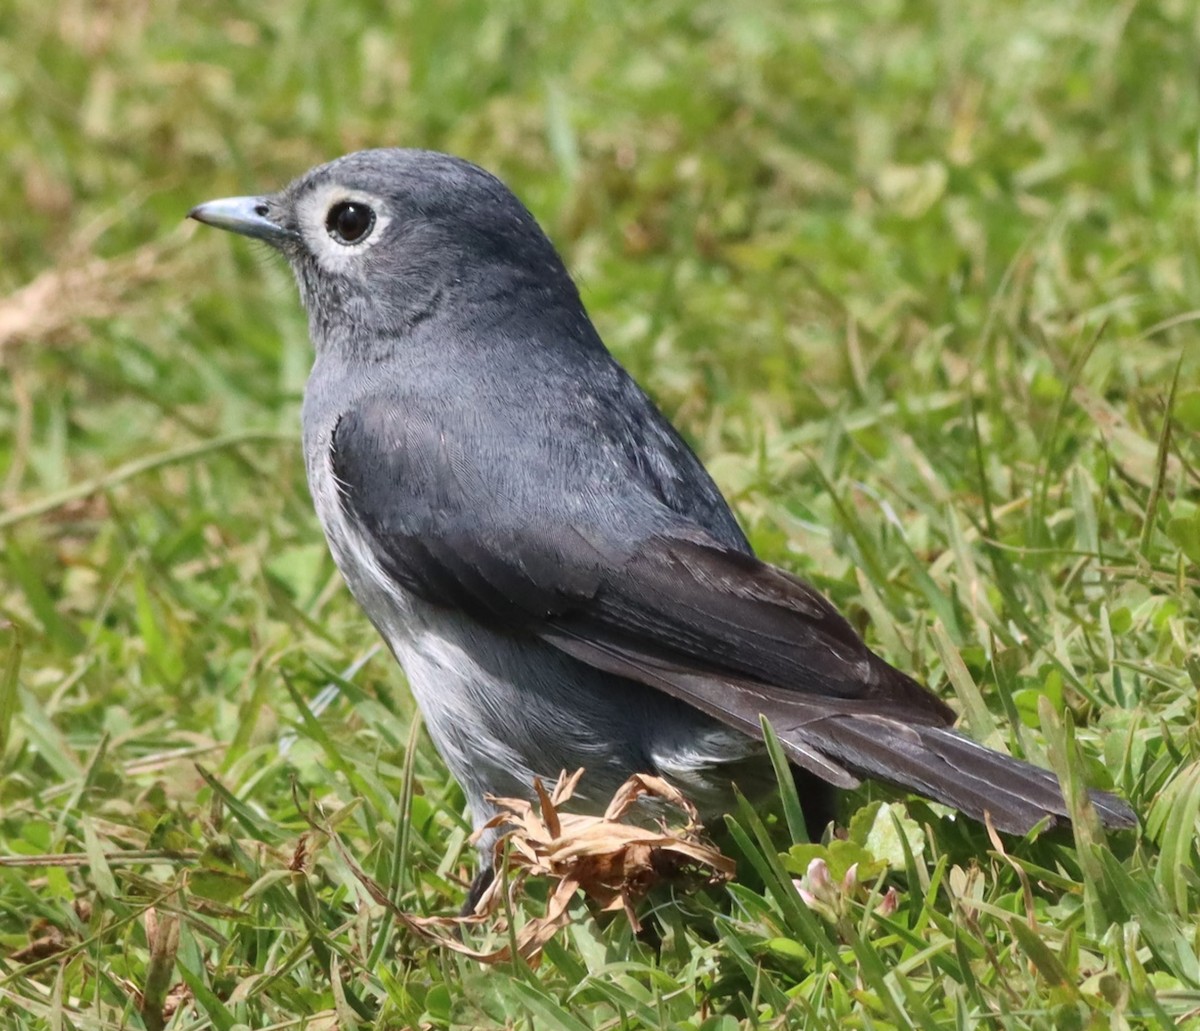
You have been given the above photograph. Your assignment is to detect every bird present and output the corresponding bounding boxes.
[188,148,1135,903]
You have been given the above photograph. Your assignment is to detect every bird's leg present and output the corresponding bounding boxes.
[460,864,496,917]
[790,766,839,842]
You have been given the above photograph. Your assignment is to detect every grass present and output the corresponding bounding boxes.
[1,0,1198,1026]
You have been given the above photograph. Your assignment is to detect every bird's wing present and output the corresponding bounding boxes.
[330,398,946,709]
[330,399,1136,833]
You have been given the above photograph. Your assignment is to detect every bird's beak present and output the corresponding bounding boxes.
[187,195,295,245]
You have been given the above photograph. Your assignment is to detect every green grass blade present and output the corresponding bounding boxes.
[759,715,810,843]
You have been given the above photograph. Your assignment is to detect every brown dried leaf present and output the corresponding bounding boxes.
[10,927,68,964]
[467,770,732,955]
[320,770,733,965]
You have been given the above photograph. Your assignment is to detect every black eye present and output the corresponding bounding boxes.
[325,201,376,244]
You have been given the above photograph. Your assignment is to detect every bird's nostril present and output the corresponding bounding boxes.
[255,203,269,217]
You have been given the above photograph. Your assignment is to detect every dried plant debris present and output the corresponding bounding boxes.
[0,240,178,353]
[9,898,92,965]
[336,770,734,966]
[10,923,70,965]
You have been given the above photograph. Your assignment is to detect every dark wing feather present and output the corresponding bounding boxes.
[547,534,954,720]
[331,399,1136,834]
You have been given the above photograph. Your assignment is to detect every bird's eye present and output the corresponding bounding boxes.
[325,201,376,245]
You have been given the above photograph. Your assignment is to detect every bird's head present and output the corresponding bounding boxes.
[189,149,580,356]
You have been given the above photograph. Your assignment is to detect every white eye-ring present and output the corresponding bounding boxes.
[296,184,392,273]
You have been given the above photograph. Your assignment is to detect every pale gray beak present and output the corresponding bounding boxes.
[188,196,295,245]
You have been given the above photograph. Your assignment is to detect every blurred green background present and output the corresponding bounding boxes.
[1,1,1198,1027]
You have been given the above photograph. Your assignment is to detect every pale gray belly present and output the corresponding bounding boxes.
[355,567,764,837]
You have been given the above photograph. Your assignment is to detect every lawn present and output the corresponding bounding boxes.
[1,0,1198,1027]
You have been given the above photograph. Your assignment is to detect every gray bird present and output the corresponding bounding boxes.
[189,149,1134,902]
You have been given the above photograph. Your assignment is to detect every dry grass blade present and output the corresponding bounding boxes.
[0,240,178,353]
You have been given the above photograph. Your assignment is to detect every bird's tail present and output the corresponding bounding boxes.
[787,712,1136,834]
[642,666,1136,834]
[545,632,1136,835]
